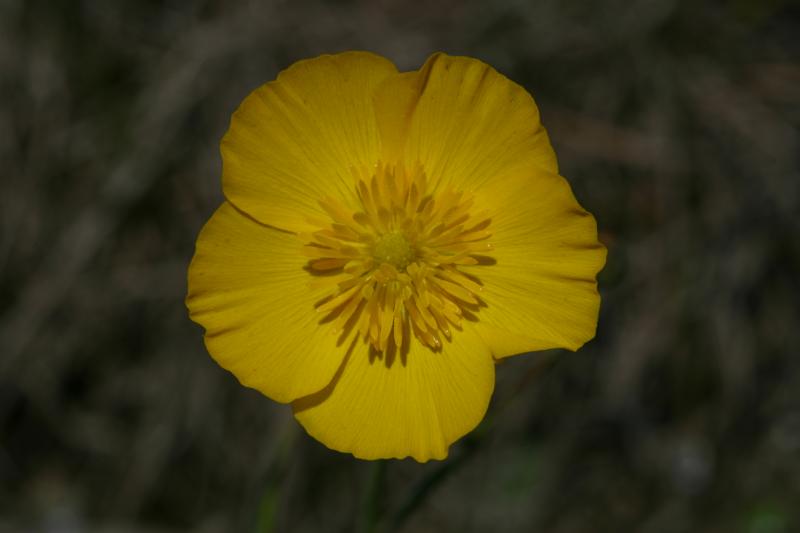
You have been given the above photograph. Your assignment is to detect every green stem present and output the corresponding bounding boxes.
[358,459,388,533]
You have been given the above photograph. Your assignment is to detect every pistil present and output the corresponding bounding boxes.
[301,163,493,352]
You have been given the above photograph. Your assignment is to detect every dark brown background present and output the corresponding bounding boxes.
[2,0,799,531]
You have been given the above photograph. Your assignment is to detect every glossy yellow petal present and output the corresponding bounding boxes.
[373,71,423,163]
[467,169,606,357]
[222,52,397,233]
[292,327,494,462]
[374,53,557,189]
[186,202,348,403]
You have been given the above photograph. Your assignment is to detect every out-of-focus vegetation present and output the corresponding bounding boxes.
[1,0,799,531]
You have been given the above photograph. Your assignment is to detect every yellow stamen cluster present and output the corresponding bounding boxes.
[301,163,493,353]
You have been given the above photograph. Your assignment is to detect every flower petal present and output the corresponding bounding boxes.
[186,202,348,403]
[292,327,494,462]
[374,53,558,189]
[222,51,398,233]
[467,169,606,357]
[373,71,423,164]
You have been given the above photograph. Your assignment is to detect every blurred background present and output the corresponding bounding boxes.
[2,0,799,531]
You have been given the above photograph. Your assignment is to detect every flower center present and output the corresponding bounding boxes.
[301,163,493,353]
[372,231,414,270]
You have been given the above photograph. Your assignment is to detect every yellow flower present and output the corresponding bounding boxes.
[186,51,606,462]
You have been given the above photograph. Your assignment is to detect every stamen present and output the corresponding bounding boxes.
[302,163,493,352]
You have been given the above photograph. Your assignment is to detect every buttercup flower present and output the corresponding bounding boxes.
[187,51,606,461]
